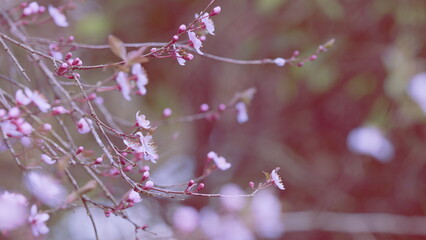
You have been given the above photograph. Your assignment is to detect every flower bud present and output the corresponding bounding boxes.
[211,6,221,16]
[178,24,187,33]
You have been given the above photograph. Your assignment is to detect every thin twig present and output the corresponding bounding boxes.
[0,35,32,82]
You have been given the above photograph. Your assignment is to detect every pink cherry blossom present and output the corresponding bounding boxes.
[15,89,31,105]
[270,169,285,190]
[124,189,142,204]
[41,154,56,165]
[25,171,68,208]
[124,132,158,163]
[18,120,33,135]
[24,88,51,113]
[23,2,41,16]
[173,206,199,233]
[8,107,20,118]
[52,106,70,115]
[49,44,63,60]
[188,31,203,54]
[116,71,131,101]
[0,191,28,231]
[207,151,231,171]
[173,45,186,66]
[135,111,151,129]
[347,126,394,162]
[201,13,215,35]
[136,132,159,163]
[235,101,248,124]
[28,205,49,236]
[0,120,22,137]
[48,5,69,27]
[132,64,148,95]
[77,117,92,134]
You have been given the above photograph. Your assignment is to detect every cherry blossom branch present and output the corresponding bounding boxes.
[63,169,100,240]
[0,35,32,82]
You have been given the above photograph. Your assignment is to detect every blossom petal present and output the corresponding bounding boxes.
[48,5,69,27]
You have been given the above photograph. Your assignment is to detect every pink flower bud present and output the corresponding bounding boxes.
[249,181,255,189]
[22,7,32,16]
[163,108,172,118]
[88,93,97,101]
[200,103,209,112]
[143,165,150,171]
[297,62,305,67]
[95,157,103,164]
[104,210,111,217]
[65,52,72,60]
[293,50,300,57]
[185,54,194,61]
[218,103,226,111]
[172,35,179,42]
[196,183,205,192]
[42,123,52,131]
[144,180,154,189]
[72,58,82,66]
[199,35,206,41]
[123,165,133,172]
[141,171,150,182]
[211,6,221,16]
[76,146,84,155]
[68,35,75,42]
[178,24,187,33]
[309,55,317,61]
[187,180,195,187]
[38,6,45,13]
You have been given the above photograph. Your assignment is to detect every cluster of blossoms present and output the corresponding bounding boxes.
[20,2,68,27]
[0,2,291,238]
[116,63,149,101]
[49,36,76,60]
[0,191,50,236]
[0,88,51,141]
[21,2,45,17]
[149,6,221,66]
[56,52,83,79]
[122,112,158,163]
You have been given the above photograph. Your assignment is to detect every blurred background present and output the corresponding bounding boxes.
[1,0,426,239]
